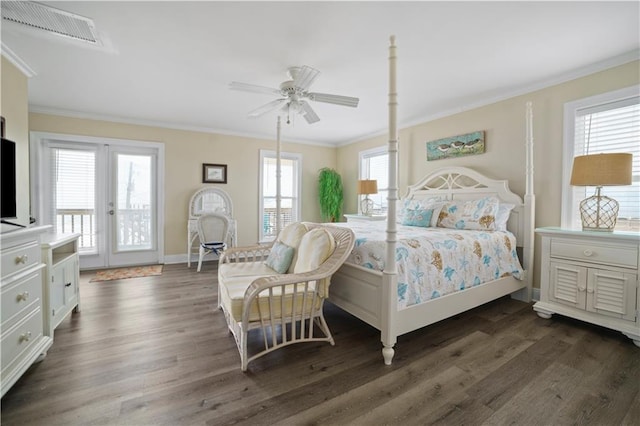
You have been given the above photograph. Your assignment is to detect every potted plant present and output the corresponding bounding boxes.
[318,168,343,222]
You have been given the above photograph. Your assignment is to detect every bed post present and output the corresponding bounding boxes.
[520,101,535,302]
[381,35,398,365]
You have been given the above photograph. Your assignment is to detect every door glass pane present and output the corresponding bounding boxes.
[52,148,97,253]
[116,154,153,251]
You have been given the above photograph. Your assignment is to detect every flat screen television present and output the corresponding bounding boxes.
[1,137,17,219]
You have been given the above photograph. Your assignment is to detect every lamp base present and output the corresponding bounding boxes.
[579,188,619,232]
[361,197,374,216]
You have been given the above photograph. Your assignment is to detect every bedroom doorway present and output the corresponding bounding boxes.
[31,133,165,270]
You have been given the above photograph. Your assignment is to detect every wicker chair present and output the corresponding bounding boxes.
[196,213,230,272]
[218,222,355,371]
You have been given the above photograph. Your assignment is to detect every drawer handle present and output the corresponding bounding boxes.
[15,254,29,264]
[65,282,72,287]
[16,291,30,302]
[19,331,32,343]
[583,249,594,257]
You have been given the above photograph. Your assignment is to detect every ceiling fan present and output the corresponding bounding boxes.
[229,66,359,124]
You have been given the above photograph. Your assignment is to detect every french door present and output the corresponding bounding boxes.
[33,134,164,269]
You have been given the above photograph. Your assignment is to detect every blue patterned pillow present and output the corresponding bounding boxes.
[265,241,295,273]
[437,196,499,230]
[402,208,434,227]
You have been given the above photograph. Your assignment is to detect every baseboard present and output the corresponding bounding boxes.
[532,288,540,302]
[163,253,219,265]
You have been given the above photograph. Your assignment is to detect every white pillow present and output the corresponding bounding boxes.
[277,222,308,273]
[495,203,515,231]
[293,228,336,273]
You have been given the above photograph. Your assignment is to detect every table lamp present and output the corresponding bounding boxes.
[570,153,632,231]
[357,179,378,216]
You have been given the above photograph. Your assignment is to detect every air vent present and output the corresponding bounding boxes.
[1,1,99,44]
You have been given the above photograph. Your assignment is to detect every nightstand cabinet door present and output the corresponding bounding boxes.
[587,268,637,321]
[549,261,586,309]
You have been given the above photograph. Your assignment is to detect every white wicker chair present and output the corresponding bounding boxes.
[196,213,230,272]
[218,223,355,371]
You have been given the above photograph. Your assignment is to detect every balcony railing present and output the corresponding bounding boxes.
[56,207,152,252]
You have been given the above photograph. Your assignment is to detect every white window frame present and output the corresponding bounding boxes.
[358,145,388,215]
[561,85,640,230]
[258,149,302,242]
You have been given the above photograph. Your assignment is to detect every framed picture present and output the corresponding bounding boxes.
[426,130,485,161]
[202,163,227,184]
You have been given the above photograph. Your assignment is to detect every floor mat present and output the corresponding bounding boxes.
[90,265,163,282]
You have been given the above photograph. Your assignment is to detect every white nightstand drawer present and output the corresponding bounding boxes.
[1,272,42,325]
[1,241,40,278]
[550,238,638,269]
[1,307,43,373]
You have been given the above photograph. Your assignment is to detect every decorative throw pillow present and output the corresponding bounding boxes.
[437,196,500,230]
[398,197,444,227]
[495,203,515,231]
[401,208,434,227]
[265,241,295,274]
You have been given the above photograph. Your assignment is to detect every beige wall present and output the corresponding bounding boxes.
[1,57,31,224]
[28,113,336,254]
[336,60,640,289]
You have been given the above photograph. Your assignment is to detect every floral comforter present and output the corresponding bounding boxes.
[334,222,523,309]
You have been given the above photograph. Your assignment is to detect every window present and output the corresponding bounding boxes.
[259,150,302,241]
[562,86,639,232]
[359,146,389,215]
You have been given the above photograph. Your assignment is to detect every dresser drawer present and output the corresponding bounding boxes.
[1,241,40,278]
[1,272,42,325]
[1,307,44,373]
[550,238,638,269]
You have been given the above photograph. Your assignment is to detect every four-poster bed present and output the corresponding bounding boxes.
[328,36,535,365]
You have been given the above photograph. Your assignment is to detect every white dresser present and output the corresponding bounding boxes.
[1,226,53,397]
[533,227,640,346]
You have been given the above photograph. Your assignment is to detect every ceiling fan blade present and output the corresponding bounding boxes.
[292,66,320,91]
[229,81,282,97]
[307,92,359,108]
[299,101,320,124]
[248,99,288,118]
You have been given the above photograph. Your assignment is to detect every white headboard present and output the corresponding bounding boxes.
[404,167,526,246]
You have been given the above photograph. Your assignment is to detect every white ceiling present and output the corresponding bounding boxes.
[2,1,639,146]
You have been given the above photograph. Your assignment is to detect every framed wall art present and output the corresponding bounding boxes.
[202,163,227,184]
[426,130,485,161]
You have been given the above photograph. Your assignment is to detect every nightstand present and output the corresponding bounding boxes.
[343,214,387,224]
[533,227,639,347]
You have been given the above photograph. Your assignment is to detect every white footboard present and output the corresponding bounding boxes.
[328,263,383,329]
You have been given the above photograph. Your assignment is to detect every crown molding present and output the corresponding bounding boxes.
[27,105,337,148]
[0,42,36,77]
[337,49,640,147]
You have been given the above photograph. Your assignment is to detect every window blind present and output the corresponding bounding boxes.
[573,97,640,229]
[50,147,97,251]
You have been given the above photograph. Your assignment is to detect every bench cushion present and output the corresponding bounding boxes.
[220,275,320,322]
[219,261,276,281]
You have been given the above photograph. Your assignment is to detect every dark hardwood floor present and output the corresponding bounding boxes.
[1,262,638,425]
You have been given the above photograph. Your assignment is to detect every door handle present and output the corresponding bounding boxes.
[108,210,114,215]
